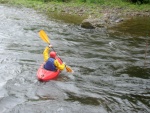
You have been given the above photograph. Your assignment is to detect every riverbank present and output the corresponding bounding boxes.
[0,0,150,28]
[1,0,150,17]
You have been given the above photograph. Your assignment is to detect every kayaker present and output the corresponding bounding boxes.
[43,44,65,71]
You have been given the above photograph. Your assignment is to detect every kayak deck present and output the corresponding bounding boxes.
[37,57,62,82]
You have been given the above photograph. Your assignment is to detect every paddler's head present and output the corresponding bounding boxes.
[50,51,56,58]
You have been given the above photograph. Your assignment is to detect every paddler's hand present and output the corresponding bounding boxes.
[63,62,66,66]
[48,44,52,48]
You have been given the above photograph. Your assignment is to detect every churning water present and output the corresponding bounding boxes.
[0,5,150,113]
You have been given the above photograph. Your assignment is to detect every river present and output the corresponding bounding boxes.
[0,5,150,113]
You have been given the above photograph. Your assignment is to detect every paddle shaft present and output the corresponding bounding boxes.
[51,47,63,62]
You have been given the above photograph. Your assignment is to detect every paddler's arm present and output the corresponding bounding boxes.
[54,60,65,71]
[43,46,50,62]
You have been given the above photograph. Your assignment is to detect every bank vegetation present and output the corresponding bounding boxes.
[0,0,150,28]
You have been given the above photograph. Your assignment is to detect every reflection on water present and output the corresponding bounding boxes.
[109,17,150,37]
[0,5,150,113]
[117,66,150,78]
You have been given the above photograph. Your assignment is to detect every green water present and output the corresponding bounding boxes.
[47,11,87,25]
[110,17,150,37]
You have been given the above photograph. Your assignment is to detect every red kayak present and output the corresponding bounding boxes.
[37,57,62,82]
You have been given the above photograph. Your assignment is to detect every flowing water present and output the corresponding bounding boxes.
[0,5,150,113]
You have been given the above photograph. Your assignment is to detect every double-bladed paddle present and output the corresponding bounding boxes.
[39,30,73,73]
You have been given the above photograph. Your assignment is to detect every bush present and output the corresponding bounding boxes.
[125,0,150,4]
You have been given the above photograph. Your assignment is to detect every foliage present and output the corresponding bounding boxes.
[47,0,150,4]
[0,0,149,11]
[124,0,150,4]
[34,0,150,4]
[2,0,149,4]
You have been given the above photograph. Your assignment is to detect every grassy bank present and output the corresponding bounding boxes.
[0,0,150,19]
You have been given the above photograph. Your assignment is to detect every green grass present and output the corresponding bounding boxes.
[0,0,150,16]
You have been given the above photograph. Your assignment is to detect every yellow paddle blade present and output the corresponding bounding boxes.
[66,65,73,73]
[39,30,50,44]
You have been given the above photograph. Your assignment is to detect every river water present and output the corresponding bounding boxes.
[0,5,150,113]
